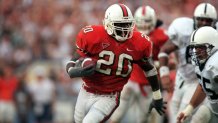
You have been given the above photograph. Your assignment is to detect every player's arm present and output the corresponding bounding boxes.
[189,84,206,108]
[66,46,96,78]
[158,40,178,92]
[141,58,160,91]
[139,57,166,115]
[66,29,96,78]
[177,84,206,123]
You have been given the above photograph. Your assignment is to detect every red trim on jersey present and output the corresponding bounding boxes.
[119,4,128,17]
[83,84,120,95]
[100,92,120,123]
[142,6,146,15]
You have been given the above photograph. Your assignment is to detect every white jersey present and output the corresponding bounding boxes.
[168,17,218,82]
[168,17,196,82]
[195,51,218,114]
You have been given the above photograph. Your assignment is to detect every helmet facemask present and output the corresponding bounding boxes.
[112,21,135,41]
[194,17,217,29]
[193,3,217,29]
[189,26,218,66]
[104,18,135,42]
[189,43,214,66]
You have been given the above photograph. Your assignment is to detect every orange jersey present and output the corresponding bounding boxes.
[130,28,169,85]
[75,25,152,92]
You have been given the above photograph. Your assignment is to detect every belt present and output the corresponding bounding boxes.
[82,84,120,95]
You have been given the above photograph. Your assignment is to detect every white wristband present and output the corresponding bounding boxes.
[145,67,158,77]
[159,66,170,77]
[182,104,193,117]
[152,90,162,100]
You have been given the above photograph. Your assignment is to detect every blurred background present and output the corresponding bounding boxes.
[0,0,217,123]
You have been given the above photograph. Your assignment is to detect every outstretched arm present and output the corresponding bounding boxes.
[140,58,166,115]
[177,84,206,123]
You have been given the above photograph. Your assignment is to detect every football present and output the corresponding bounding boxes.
[81,57,96,68]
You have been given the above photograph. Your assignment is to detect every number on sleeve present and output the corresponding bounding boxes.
[83,26,93,33]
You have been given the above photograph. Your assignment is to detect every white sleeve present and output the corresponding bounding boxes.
[168,20,180,46]
[167,18,193,49]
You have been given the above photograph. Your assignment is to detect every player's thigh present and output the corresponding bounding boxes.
[74,87,93,123]
[135,93,152,122]
[83,93,120,123]
[110,93,135,122]
[109,82,136,121]
[138,91,152,113]
[120,81,135,100]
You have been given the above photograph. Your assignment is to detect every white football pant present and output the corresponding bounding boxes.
[74,86,120,123]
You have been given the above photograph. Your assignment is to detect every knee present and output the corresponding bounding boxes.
[120,88,132,100]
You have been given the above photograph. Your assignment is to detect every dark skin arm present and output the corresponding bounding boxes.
[71,44,81,61]
[71,52,81,61]
[66,44,96,78]
[140,59,167,115]
[141,59,160,91]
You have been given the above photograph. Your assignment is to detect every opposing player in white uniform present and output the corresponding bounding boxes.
[177,26,218,123]
[158,3,217,123]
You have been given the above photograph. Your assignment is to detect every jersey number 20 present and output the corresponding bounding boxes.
[96,50,133,77]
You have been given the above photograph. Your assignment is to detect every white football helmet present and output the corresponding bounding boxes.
[103,4,135,42]
[194,3,217,29]
[189,26,218,66]
[134,6,156,35]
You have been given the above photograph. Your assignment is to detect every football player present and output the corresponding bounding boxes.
[110,5,169,123]
[158,3,217,123]
[177,26,218,123]
[66,4,166,123]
